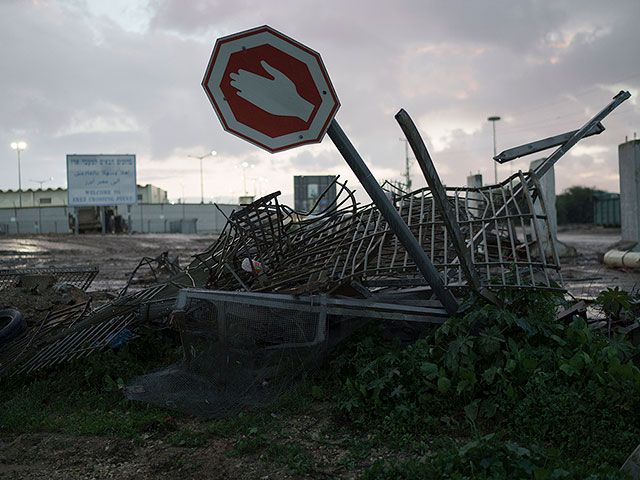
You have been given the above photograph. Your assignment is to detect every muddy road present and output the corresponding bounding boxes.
[558,227,640,298]
[0,233,217,293]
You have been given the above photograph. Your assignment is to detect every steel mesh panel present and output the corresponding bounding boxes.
[224,302,319,346]
[197,175,562,295]
[125,294,326,417]
[0,266,99,291]
[0,302,134,377]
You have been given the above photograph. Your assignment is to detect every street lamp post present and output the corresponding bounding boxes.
[399,137,412,191]
[487,116,500,184]
[188,150,217,203]
[239,161,255,195]
[10,141,27,207]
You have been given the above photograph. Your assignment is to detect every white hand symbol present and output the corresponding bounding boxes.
[230,61,314,122]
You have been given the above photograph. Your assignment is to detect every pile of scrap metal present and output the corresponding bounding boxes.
[0,93,630,404]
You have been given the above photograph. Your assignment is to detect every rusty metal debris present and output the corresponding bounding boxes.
[0,302,91,377]
[0,92,630,385]
[0,173,562,378]
[0,266,99,292]
[118,250,182,297]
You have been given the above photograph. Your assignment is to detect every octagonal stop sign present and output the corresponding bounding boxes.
[202,25,340,153]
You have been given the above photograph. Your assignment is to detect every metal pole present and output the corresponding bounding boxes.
[492,121,497,183]
[17,149,22,208]
[327,120,459,315]
[533,90,630,180]
[399,138,411,191]
[396,110,483,293]
[488,116,500,184]
[74,207,79,236]
[127,205,132,236]
[200,157,204,204]
[100,206,106,235]
[189,151,216,204]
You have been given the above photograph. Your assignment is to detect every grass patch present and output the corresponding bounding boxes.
[0,328,183,438]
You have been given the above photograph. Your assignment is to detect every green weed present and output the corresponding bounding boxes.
[0,328,182,438]
[331,289,640,476]
[362,434,628,479]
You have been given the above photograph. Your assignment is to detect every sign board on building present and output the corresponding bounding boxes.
[67,154,137,206]
[202,25,340,153]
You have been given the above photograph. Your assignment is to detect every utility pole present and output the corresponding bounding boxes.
[10,141,26,207]
[487,116,501,184]
[399,137,412,191]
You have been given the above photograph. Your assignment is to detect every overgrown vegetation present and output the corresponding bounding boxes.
[330,289,640,478]
[0,328,183,438]
[1,289,639,478]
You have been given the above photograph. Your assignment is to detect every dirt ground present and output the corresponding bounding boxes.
[0,228,638,479]
[0,233,216,293]
[0,404,382,480]
[557,226,640,299]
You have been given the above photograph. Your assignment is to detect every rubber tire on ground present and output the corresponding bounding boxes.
[0,309,27,347]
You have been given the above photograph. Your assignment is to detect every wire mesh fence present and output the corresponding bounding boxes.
[0,266,99,291]
[125,290,328,417]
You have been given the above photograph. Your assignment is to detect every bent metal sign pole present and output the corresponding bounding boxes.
[202,25,459,314]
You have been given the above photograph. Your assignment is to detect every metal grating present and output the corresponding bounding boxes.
[0,266,99,291]
[0,301,139,378]
[197,173,563,295]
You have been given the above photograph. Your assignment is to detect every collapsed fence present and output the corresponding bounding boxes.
[0,91,630,417]
[0,266,99,292]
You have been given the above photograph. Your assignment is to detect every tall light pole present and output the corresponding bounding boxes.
[10,141,27,207]
[487,116,500,184]
[399,137,412,191]
[188,150,217,203]
[239,161,254,194]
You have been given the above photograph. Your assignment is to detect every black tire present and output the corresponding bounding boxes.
[0,309,27,347]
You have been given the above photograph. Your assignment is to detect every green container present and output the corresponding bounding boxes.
[592,192,620,227]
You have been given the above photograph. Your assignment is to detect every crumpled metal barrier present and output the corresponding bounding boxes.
[0,92,629,378]
[0,266,99,291]
[198,173,562,296]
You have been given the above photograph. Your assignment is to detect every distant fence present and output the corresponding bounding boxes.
[0,203,239,235]
[0,206,72,235]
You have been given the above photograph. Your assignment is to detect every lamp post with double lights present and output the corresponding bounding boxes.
[10,141,26,207]
[239,161,255,195]
[487,116,501,184]
[31,176,53,190]
[188,150,217,203]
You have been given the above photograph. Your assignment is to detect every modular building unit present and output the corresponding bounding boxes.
[294,175,337,213]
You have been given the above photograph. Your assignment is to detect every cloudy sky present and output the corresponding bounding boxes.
[1,0,639,205]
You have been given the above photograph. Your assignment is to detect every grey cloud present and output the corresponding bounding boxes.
[0,0,638,197]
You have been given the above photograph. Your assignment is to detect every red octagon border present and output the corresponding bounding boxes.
[202,26,340,153]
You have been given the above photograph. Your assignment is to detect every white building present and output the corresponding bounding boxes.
[0,184,168,208]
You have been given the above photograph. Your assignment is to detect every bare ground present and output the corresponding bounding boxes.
[0,404,394,480]
[558,226,640,298]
